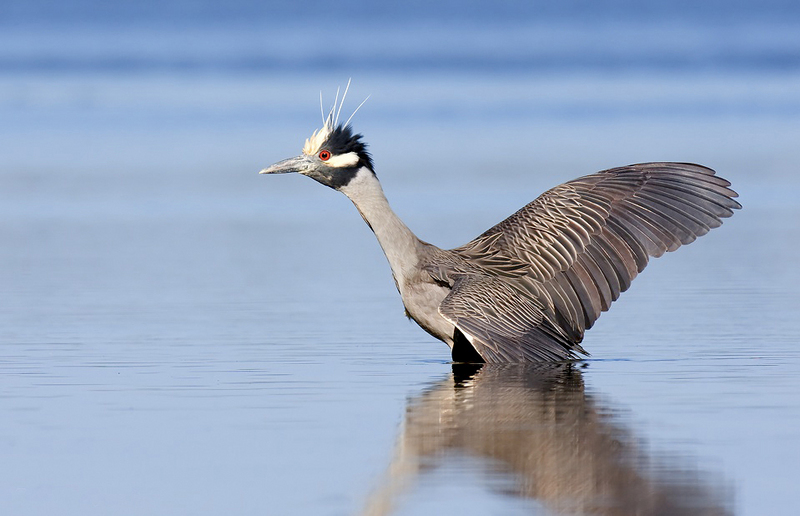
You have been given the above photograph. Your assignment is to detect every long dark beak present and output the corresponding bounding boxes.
[259,156,309,175]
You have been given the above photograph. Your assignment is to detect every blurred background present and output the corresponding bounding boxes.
[2,1,800,515]
[3,0,799,184]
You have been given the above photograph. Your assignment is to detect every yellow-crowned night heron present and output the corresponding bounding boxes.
[260,95,740,363]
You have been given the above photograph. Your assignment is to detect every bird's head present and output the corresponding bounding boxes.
[260,116,374,190]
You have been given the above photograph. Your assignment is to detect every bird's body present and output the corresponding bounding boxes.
[261,100,740,363]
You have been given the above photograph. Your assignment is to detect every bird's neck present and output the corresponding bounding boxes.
[339,167,422,290]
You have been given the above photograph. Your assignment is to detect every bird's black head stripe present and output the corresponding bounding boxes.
[325,124,374,173]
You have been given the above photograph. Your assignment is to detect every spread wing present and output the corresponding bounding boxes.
[450,162,740,346]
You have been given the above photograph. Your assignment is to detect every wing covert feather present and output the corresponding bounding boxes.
[438,275,583,363]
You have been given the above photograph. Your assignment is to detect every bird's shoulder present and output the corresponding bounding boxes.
[421,244,531,290]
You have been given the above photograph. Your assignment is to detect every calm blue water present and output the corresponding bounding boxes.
[2,1,800,515]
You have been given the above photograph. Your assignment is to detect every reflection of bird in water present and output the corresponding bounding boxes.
[361,365,731,516]
[260,87,740,362]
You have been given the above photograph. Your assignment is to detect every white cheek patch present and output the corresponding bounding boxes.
[326,152,360,168]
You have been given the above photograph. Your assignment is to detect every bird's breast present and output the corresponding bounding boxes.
[399,278,455,347]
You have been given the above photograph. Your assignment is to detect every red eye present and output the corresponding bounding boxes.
[318,150,331,161]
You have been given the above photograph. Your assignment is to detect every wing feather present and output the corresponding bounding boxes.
[438,275,583,363]
[450,162,740,346]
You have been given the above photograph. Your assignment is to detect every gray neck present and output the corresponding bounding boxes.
[339,168,421,290]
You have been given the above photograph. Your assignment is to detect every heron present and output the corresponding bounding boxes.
[260,92,740,363]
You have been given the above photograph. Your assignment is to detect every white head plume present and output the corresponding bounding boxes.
[303,81,369,157]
